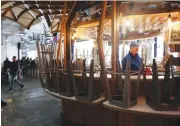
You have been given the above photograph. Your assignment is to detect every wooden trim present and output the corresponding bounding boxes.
[120,32,162,41]
[96,1,110,100]
[51,22,60,32]
[17,8,29,19]
[11,9,17,20]
[122,8,180,16]
[1,8,11,17]
[44,88,105,105]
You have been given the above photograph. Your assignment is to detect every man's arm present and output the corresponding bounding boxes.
[121,56,127,71]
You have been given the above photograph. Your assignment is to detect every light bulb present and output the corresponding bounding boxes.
[125,20,131,27]
[74,33,76,38]
[168,18,172,29]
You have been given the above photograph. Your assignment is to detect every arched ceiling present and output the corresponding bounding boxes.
[1,1,73,29]
[2,1,180,32]
[1,1,110,30]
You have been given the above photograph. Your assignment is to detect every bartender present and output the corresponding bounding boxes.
[122,41,142,71]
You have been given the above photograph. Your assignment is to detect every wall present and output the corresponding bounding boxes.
[1,34,21,63]
[27,50,37,59]
[1,44,21,63]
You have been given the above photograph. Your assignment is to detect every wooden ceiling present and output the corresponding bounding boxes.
[1,1,74,29]
[1,1,180,31]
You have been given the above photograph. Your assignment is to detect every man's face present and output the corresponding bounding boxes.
[130,46,139,54]
[12,58,16,62]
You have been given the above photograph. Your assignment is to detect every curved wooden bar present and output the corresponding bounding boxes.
[44,88,110,126]
[103,97,180,118]
[44,88,105,105]
[103,97,180,126]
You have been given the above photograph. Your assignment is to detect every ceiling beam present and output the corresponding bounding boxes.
[1,8,11,17]
[26,11,66,29]
[17,7,68,20]
[44,15,51,27]
[66,2,80,25]
[27,14,42,29]
[80,1,102,11]
[1,1,9,6]
[11,9,17,20]
[1,1,71,10]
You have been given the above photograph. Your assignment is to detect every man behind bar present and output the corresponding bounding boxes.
[121,41,142,71]
[8,56,25,92]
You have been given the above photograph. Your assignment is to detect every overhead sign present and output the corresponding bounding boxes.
[76,20,111,40]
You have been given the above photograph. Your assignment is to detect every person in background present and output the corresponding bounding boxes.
[162,53,173,68]
[35,57,39,77]
[8,56,25,92]
[2,58,11,74]
[25,57,30,76]
[1,98,7,106]
[22,57,26,75]
[30,59,36,76]
[121,41,142,71]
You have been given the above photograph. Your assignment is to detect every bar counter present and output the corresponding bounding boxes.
[74,73,180,80]
[103,97,180,126]
[103,97,180,118]
[43,66,180,126]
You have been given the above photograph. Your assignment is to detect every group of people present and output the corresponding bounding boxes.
[19,57,38,76]
[2,56,39,92]
[1,56,39,107]
[2,56,25,92]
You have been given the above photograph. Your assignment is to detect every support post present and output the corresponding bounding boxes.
[17,42,21,61]
[56,2,67,65]
[36,40,42,73]
[111,1,117,95]
[17,42,21,81]
[97,1,110,100]
[65,2,79,68]
[112,1,117,72]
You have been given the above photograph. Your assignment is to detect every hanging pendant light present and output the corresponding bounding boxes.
[168,13,172,29]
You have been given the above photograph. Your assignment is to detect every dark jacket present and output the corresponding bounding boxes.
[121,52,142,71]
[31,60,36,68]
[3,60,11,72]
[9,61,19,75]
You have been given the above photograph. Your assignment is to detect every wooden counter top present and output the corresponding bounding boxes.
[73,73,180,80]
[103,97,180,118]
[44,88,105,105]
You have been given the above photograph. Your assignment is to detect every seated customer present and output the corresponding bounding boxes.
[121,41,142,71]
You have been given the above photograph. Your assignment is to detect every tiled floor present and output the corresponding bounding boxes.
[1,77,84,126]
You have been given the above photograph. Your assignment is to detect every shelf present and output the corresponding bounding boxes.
[120,32,162,41]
